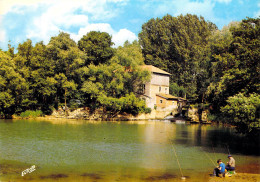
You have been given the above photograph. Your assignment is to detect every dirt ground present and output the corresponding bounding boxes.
[208,162,260,182]
[208,173,260,182]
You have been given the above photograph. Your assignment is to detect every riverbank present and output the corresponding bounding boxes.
[10,106,192,121]
[10,115,237,129]
[1,170,260,182]
[208,173,260,182]
[1,162,260,182]
[207,162,260,182]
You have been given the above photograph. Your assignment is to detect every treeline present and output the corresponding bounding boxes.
[139,14,259,135]
[0,14,259,135]
[0,32,151,119]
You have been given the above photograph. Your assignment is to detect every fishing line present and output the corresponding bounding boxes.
[171,142,186,180]
[226,144,231,155]
[211,142,217,161]
[201,147,216,167]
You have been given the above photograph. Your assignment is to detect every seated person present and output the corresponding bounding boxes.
[213,159,225,177]
[226,155,235,171]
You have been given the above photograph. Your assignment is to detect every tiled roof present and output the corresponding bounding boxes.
[140,65,171,75]
[156,93,186,101]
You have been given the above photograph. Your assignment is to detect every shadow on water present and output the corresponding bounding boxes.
[81,172,104,180]
[0,163,29,175]
[142,173,177,181]
[236,162,260,174]
[181,131,189,138]
[208,130,260,155]
[174,124,260,156]
[0,119,14,123]
[39,173,68,179]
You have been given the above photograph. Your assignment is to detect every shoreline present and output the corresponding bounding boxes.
[208,173,260,182]
[5,116,240,130]
[3,115,228,123]
[1,161,260,182]
[1,171,260,182]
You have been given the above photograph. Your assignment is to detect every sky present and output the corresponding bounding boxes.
[0,0,259,50]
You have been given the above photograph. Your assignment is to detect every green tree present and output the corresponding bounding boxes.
[221,93,260,135]
[0,51,30,117]
[206,18,260,112]
[169,82,186,98]
[7,43,15,58]
[47,32,84,108]
[78,31,114,65]
[110,40,150,93]
[54,73,77,111]
[28,42,57,113]
[16,39,34,68]
[139,14,216,101]
[12,40,57,113]
[81,41,150,117]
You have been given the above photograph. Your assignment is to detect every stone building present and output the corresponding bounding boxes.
[135,65,186,119]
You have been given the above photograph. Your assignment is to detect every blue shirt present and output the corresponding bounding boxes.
[219,163,225,173]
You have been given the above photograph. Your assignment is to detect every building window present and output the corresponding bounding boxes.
[165,88,167,93]
[138,84,145,94]
[159,86,161,92]
[160,100,163,103]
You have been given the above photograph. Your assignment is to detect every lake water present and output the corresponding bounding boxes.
[0,119,259,181]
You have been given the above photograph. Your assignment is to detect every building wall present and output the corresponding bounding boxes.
[144,82,151,97]
[166,99,178,108]
[156,96,178,109]
[129,109,178,120]
[150,73,169,86]
[139,71,177,119]
[143,73,170,109]
[151,85,168,107]
[153,85,169,95]
[156,97,166,108]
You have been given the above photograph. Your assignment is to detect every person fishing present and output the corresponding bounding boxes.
[226,155,235,171]
[213,159,225,177]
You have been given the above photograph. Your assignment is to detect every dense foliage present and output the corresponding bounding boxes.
[221,93,260,134]
[0,33,150,118]
[80,41,150,117]
[78,31,114,65]
[208,18,260,135]
[207,19,259,109]
[20,110,43,118]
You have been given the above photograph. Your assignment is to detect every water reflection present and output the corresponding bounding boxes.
[140,122,176,170]
[173,124,260,155]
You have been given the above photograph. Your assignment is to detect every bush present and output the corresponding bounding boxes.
[170,82,186,98]
[20,110,43,118]
[221,93,260,134]
[144,107,152,114]
[69,99,83,111]
[207,113,217,121]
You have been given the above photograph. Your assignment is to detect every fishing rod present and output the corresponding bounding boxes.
[225,144,231,155]
[201,147,216,167]
[171,142,186,180]
[211,142,217,161]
